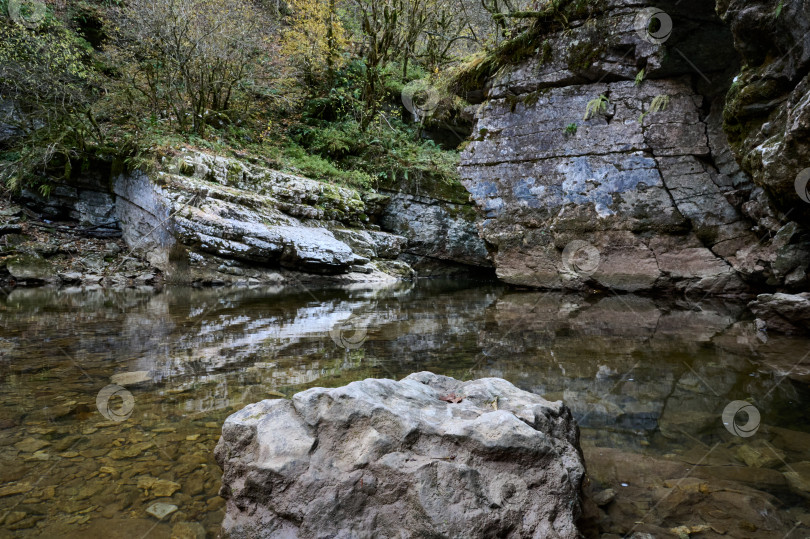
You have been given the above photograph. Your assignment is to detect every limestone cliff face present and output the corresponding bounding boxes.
[458,0,809,295]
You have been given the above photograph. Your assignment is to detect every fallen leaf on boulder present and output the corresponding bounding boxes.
[439,393,464,404]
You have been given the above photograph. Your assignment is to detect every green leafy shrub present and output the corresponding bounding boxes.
[583,94,609,120]
[0,16,100,192]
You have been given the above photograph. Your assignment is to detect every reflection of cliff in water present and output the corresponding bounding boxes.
[473,292,808,453]
[0,283,806,446]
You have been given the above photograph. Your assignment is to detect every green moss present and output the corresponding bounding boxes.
[523,90,542,108]
[444,202,479,222]
[451,0,607,96]
[539,39,553,65]
[722,74,785,154]
[376,166,468,205]
[560,0,603,19]
[566,38,605,72]
[724,78,783,120]
[226,162,244,184]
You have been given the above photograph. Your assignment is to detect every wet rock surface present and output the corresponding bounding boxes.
[215,372,585,539]
[0,200,159,288]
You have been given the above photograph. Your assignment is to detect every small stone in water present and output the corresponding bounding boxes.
[0,483,31,498]
[40,486,55,500]
[146,502,178,520]
[592,488,615,506]
[109,441,154,459]
[137,476,181,497]
[111,371,152,386]
[185,434,200,441]
[5,511,26,525]
[99,466,117,476]
[171,521,206,539]
[14,437,50,453]
[29,450,50,461]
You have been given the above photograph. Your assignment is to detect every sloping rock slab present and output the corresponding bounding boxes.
[215,372,585,539]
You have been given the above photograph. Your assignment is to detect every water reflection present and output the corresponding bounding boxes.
[0,282,808,537]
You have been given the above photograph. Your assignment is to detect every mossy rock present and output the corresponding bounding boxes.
[723,77,784,122]
[377,169,469,205]
[567,40,603,72]
[450,0,607,96]
[179,160,196,177]
[226,162,244,184]
[7,254,57,282]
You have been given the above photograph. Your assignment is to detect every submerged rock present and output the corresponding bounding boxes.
[145,501,178,520]
[215,372,585,538]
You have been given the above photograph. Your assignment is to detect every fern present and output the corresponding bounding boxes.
[638,94,670,124]
[634,68,645,86]
[774,0,784,18]
[583,95,609,120]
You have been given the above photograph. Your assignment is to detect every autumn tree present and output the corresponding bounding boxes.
[281,0,348,89]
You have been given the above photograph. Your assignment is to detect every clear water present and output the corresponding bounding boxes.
[0,281,809,538]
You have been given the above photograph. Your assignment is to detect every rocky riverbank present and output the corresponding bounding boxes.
[4,1,810,332]
[0,199,158,288]
[1,149,492,289]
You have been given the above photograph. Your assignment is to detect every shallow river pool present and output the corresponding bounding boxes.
[0,281,809,538]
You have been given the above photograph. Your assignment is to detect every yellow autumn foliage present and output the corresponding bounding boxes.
[281,0,348,78]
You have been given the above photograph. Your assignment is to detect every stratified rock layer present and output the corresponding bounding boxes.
[214,372,585,539]
[114,150,410,283]
[458,0,809,294]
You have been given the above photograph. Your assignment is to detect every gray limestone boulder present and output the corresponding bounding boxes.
[214,372,585,539]
[381,192,492,269]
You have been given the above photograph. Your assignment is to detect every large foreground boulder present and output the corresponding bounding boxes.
[214,372,585,538]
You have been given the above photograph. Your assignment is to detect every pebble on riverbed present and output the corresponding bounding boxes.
[145,501,178,520]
